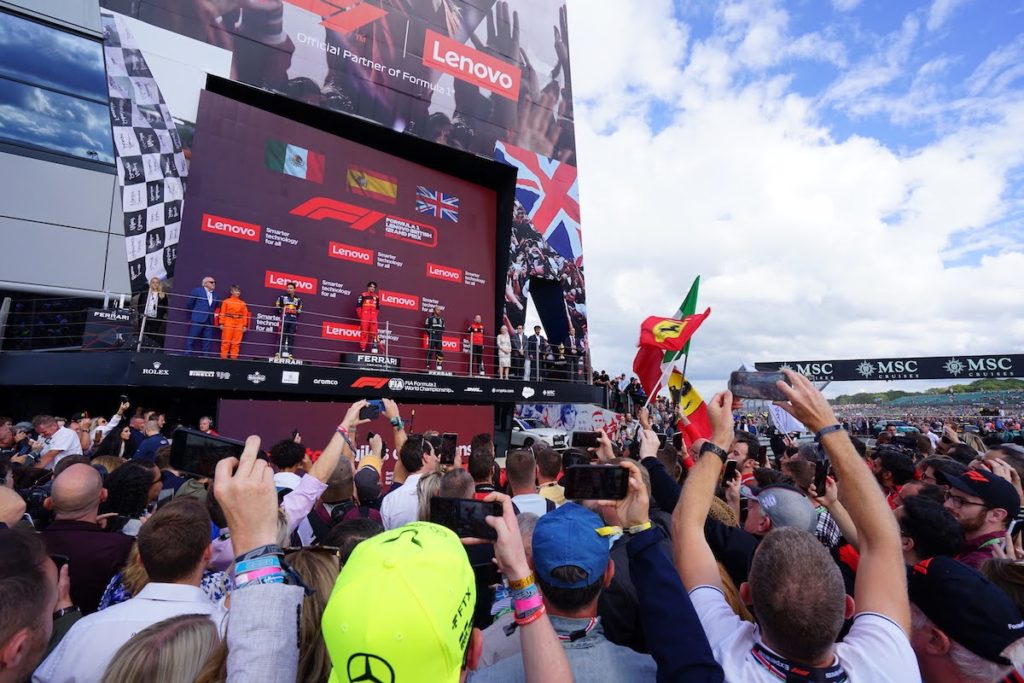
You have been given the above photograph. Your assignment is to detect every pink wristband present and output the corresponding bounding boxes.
[235,566,281,583]
[513,593,543,614]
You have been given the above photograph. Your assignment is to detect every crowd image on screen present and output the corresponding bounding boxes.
[4,378,1024,683]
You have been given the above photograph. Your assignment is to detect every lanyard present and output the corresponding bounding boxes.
[751,644,848,683]
[557,617,597,642]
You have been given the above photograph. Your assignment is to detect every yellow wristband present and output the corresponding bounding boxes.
[507,573,535,591]
[624,521,652,535]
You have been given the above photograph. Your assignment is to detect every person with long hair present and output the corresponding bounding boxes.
[94,424,137,460]
[100,462,160,536]
[100,613,219,683]
[286,548,342,683]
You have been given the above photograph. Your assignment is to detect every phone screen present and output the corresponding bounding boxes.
[672,432,683,451]
[723,460,738,483]
[440,433,458,465]
[728,371,790,402]
[49,553,70,574]
[429,497,501,540]
[358,402,382,421]
[570,431,600,449]
[657,433,668,449]
[563,465,629,500]
[170,428,262,478]
[814,460,830,495]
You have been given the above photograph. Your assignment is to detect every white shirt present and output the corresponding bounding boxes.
[43,427,83,469]
[144,290,159,317]
[923,431,940,448]
[511,493,551,518]
[206,288,213,306]
[380,473,423,530]
[34,583,226,683]
[688,586,921,683]
[274,471,303,491]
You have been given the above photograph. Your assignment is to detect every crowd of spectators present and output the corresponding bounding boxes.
[3,370,1024,682]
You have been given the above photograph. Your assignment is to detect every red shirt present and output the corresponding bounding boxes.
[468,323,484,345]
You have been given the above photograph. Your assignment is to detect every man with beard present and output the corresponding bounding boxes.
[938,467,1019,569]
[871,447,916,509]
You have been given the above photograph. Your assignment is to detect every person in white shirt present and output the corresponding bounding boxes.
[507,449,553,517]
[919,423,941,450]
[31,416,82,470]
[34,498,226,683]
[674,372,921,683]
[381,434,438,530]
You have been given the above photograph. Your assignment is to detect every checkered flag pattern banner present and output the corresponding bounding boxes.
[101,12,186,294]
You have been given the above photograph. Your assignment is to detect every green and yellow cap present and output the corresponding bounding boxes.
[323,522,475,683]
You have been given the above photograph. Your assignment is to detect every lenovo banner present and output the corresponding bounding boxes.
[168,91,497,370]
[216,399,493,483]
[756,354,1024,382]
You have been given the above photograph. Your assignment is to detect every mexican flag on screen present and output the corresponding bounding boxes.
[632,276,701,398]
[265,139,325,184]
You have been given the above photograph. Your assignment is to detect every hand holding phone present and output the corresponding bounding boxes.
[563,465,629,500]
[429,497,502,540]
[813,460,830,498]
[570,431,600,449]
[728,371,791,402]
[440,433,458,465]
[358,399,385,421]
[723,460,739,483]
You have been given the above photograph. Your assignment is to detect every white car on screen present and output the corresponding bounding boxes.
[510,417,567,450]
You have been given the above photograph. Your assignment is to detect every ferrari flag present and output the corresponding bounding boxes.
[638,308,711,352]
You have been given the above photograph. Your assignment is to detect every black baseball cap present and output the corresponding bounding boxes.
[937,468,1020,515]
[908,555,1024,664]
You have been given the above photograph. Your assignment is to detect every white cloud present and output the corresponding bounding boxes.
[566,0,1024,399]
[832,0,862,11]
[926,0,974,31]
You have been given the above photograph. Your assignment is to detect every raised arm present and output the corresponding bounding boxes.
[672,391,734,591]
[309,401,368,481]
[776,370,909,632]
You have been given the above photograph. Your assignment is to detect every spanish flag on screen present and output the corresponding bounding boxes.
[265,139,325,184]
[347,166,398,204]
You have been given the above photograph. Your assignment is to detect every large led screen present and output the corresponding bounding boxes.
[168,90,496,372]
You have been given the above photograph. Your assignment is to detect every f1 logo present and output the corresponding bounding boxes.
[285,0,387,34]
[351,377,389,389]
[291,197,384,231]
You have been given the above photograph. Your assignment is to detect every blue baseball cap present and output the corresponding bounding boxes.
[532,503,609,589]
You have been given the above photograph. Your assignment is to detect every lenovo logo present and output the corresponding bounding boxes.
[322,322,361,340]
[265,270,318,293]
[202,213,261,242]
[424,29,520,100]
[427,262,463,283]
[352,376,389,389]
[328,241,374,264]
[380,290,419,311]
[290,197,384,231]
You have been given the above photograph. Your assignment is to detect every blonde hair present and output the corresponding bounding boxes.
[91,456,125,475]
[119,544,149,597]
[100,613,219,683]
[416,471,443,522]
[286,549,341,683]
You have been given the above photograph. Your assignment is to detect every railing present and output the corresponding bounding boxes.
[1,292,592,384]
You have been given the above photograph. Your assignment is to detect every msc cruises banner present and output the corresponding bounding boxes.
[756,355,1024,382]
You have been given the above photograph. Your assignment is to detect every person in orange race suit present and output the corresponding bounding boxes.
[215,284,250,359]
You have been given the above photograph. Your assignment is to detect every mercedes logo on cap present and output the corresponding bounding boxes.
[347,653,394,683]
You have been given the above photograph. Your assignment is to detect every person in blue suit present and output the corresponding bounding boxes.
[185,275,220,356]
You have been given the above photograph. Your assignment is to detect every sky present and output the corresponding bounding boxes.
[564,0,1024,399]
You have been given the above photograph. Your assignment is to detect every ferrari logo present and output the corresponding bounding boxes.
[652,320,687,343]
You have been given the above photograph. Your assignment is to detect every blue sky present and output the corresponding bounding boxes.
[567,0,1024,397]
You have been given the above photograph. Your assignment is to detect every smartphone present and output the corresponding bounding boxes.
[657,433,668,449]
[440,433,458,465]
[170,428,265,478]
[672,432,683,451]
[119,394,129,404]
[723,460,738,483]
[49,553,70,573]
[570,431,600,449]
[563,465,629,500]
[429,497,501,540]
[728,371,790,402]
[358,400,384,421]
[814,460,831,496]
[1010,518,1023,539]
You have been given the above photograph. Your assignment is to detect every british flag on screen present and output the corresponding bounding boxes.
[415,186,459,223]
[493,141,582,267]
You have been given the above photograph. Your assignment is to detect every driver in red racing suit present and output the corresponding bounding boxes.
[357,281,380,352]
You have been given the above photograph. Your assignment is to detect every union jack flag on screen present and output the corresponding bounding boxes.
[493,141,582,267]
[415,186,459,223]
